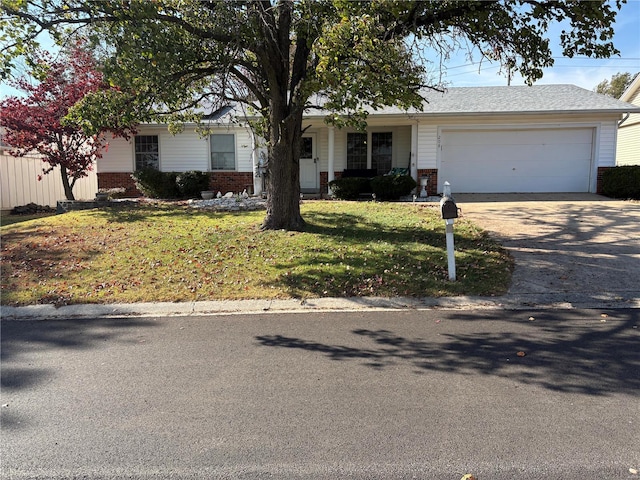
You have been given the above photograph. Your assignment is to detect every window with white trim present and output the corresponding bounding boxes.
[347,132,367,170]
[134,135,159,170]
[210,134,236,170]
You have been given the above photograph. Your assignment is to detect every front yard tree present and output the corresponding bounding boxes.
[0,46,123,201]
[1,1,623,229]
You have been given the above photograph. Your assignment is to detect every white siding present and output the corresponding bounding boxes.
[394,126,412,169]
[160,132,208,171]
[98,126,257,173]
[417,124,438,169]
[617,122,640,165]
[99,136,133,172]
[597,121,617,167]
[234,128,254,172]
[333,129,347,171]
[617,86,640,166]
[1,153,98,210]
[317,128,329,172]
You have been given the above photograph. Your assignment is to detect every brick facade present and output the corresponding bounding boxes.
[596,167,612,195]
[98,171,256,198]
[209,172,254,195]
[417,169,438,196]
[98,173,141,197]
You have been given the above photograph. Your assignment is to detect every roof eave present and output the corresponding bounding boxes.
[301,108,640,120]
[620,74,640,102]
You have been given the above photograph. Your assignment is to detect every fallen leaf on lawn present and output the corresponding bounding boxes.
[517,351,526,357]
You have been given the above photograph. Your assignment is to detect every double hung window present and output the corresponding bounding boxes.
[210,134,236,170]
[346,133,368,170]
[134,135,159,170]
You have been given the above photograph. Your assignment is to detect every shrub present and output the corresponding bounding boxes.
[601,166,640,199]
[329,177,372,200]
[131,169,180,199]
[370,174,417,200]
[176,171,210,198]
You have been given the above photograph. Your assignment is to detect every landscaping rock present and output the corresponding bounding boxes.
[187,196,267,212]
[11,203,55,215]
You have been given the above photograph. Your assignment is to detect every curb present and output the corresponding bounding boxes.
[2,292,639,320]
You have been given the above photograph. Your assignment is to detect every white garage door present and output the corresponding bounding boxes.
[439,128,594,193]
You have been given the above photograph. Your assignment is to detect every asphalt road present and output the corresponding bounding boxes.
[2,309,639,479]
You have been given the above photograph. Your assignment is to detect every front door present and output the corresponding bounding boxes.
[299,134,318,193]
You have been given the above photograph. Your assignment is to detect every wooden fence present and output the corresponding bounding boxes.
[1,153,98,211]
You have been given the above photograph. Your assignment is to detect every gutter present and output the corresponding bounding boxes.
[300,108,640,121]
[618,112,630,127]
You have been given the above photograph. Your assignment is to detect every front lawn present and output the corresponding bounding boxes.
[0,201,513,306]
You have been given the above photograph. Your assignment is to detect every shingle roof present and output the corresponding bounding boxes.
[416,84,640,115]
[306,84,640,117]
[188,84,640,126]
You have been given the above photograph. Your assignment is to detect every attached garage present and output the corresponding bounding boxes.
[438,127,595,193]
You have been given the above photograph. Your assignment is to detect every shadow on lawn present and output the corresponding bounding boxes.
[263,209,511,298]
[256,310,640,397]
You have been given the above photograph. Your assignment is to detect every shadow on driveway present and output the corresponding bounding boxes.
[455,195,640,302]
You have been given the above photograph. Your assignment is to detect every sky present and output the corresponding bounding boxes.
[1,1,639,98]
[436,0,640,89]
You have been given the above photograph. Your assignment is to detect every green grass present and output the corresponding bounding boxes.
[0,201,513,306]
[1,213,56,227]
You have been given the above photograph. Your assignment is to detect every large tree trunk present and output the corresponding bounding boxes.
[60,168,75,201]
[261,103,306,231]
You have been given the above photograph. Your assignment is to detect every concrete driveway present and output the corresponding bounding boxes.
[456,193,640,308]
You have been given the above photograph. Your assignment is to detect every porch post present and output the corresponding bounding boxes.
[327,126,335,195]
[250,130,262,196]
[411,122,419,182]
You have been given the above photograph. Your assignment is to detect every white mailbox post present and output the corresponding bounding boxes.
[439,181,458,281]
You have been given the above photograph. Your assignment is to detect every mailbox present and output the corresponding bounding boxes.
[440,196,458,219]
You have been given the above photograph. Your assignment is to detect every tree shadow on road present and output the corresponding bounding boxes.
[1,318,157,391]
[256,310,639,397]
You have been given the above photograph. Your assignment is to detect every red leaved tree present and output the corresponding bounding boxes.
[1,46,123,200]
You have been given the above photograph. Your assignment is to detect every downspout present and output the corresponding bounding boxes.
[618,112,630,127]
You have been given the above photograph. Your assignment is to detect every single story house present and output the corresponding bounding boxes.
[98,84,640,196]
[616,74,640,166]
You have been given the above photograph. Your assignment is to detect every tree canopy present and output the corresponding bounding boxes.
[0,0,625,229]
[595,72,638,99]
